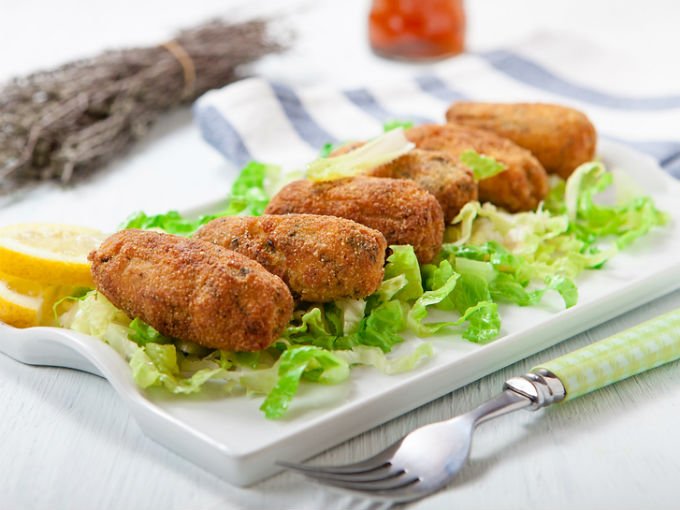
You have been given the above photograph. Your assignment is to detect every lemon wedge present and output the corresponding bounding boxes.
[0,272,84,328]
[0,273,45,328]
[0,223,106,287]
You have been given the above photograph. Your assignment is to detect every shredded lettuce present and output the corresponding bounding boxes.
[447,161,666,281]
[407,273,460,335]
[460,150,507,181]
[306,128,414,182]
[222,161,280,216]
[63,292,270,394]
[59,154,666,419]
[129,343,225,394]
[128,318,172,346]
[121,161,281,235]
[383,119,414,132]
[260,346,349,419]
[335,299,367,336]
[562,162,668,249]
[447,201,609,279]
[121,210,218,236]
[383,245,423,301]
[350,300,407,352]
[319,142,337,158]
[335,343,434,375]
[415,258,502,343]
[61,290,420,419]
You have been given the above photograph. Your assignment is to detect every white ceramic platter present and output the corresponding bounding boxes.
[1,140,679,486]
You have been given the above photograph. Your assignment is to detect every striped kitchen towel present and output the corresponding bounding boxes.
[193,33,680,177]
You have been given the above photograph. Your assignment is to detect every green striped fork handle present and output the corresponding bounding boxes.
[522,308,680,403]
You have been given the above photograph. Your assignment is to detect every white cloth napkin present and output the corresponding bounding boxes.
[194,32,680,177]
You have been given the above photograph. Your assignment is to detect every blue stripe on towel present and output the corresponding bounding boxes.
[415,75,467,103]
[663,155,680,178]
[481,50,680,111]
[193,105,252,167]
[344,87,433,124]
[344,88,392,122]
[603,135,680,166]
[270,82,338,148]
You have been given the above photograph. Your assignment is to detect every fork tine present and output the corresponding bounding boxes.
[292,463,404,482]
[330,485,431,503]
[279,458,389,475]
[310,471,420,492]
[278,441,401,475]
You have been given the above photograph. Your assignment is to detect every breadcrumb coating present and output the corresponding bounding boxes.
[89,230,293,351]
[196,214,387,302]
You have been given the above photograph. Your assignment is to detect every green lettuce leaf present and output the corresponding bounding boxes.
[411,255,502,342]
[458,301,501,343]
[383,119,414,132]
[284,306,339,350]
[306,128,414,182]
[128,318,172,346]
[350,299,407,352]
[383,245,423,301]
[129,343,225,394]
[563,162,667,248]
[460,150,507,181]
[334,299,367,336]
[222,161,280,216]
[319,142,337,158]
[121,210,217,236]
[407,273,460,335]
[260,346,349,419]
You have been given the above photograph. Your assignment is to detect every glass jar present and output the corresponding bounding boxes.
[369,0,466,61]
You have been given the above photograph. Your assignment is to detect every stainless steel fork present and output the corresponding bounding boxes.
[279,309,680,502]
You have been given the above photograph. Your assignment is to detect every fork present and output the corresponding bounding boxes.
[279,308,680,502]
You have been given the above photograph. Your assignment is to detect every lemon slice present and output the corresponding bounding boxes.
[0,223,106,287]
[0,273,44,328]
[0,272,84,328]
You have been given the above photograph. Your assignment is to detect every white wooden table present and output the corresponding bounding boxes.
[2,1,679,509]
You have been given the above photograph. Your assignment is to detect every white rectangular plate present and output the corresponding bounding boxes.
[1,140,679,486]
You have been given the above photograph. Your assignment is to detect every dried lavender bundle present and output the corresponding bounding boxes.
[0,19,284,193]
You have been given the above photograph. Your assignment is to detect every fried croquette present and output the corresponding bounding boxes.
[406,124,549,212]
[329,145,477,223]
[445,102,597,179]
[195,214,387,303]
[89,230,293,351]
[265,176,444,263]
[369,150,477,223]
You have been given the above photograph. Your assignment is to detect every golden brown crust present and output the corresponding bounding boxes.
[264,176,444,264]
[195,214,387,302]
[406,124,549,212]
[445,102,597,179]
[366,149,477,223]
[329,145,478,223]
[89,230,293,351]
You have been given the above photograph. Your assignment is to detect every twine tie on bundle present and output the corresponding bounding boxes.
[160,40,197,100]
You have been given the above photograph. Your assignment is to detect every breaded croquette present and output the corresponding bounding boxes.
[265,176,444,264]
[330,146,477,223]
[368,149,477,223]
[195,214,387,303]
[406,124,549,212]
[89,230,293,351]
[445,102,597,179]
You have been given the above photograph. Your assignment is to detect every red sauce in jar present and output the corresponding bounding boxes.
[369,0,466,61]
